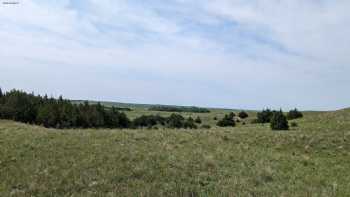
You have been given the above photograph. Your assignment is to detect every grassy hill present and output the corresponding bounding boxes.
[0,109,349,196]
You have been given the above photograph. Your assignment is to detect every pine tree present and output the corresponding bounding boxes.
[238,111,249,119]
[217,114,236,127]
[257,109,274,123]
[287,108,303,120]
[167,114,185,128]
[195,116,202,124]
[270,110,289,130]
[184,117,197,129]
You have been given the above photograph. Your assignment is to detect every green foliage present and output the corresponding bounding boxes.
[256,109,275,123]
[287,108,303,120]
[0,89,130,129]
[195,116,202,124]
[184,117,198,129]
[0,88,205,130]
[270,110,289,130]
[238,111,249,119]
[217,113,236,127]
[149,105,210,113]
[166,113,185,128]
[133,114,198,129]
[133,115,166,128]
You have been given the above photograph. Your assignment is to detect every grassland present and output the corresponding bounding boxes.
[0,108,350,196]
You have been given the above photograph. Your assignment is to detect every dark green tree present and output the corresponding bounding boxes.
[195,116,202,124]
[270,110,289,130]
[238,111,249,119]
[217,114,236,127]
[256,109,274,123]
[287,108,303,120]
[167,114,185,128]
[184,117,197,129]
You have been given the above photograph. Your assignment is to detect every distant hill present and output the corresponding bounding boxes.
[71,100,236,111]
[71,100,151,109]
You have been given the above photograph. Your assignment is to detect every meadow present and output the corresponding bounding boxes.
[0,106,350,197]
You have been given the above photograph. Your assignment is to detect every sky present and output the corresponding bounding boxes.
[0,0,349,110]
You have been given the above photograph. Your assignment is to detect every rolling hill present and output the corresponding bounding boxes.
[0,107,349,196]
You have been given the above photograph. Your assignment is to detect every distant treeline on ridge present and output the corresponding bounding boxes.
[149,105,210,113]
[0,88,201,129]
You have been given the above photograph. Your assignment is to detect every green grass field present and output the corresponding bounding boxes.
[1,107,350,196]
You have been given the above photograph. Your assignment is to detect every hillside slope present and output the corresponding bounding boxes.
[0,110,349,196]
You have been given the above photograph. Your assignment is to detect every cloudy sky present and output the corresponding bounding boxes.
[0,0,349,110]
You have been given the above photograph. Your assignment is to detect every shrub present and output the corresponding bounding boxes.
[133,115,166,128]
[166,114,185,128]
[217,113,236,127]
[229,112,236,117]
[270,111,289,130]
[184,117,198,129]
[201,124,211,129]
[238,111,249,119]
[213,117,217,120]
[257,109,274,123]
[287,108,303,120]
[195,116,202,124]
[290,122,298,127]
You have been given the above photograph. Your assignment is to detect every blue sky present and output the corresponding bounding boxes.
[0,0,349,110]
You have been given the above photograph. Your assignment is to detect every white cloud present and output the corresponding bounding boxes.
[0,0,349,110]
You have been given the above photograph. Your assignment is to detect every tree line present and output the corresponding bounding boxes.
[0,88,303,130]
[0,88,203,129]
[148,105,210,113]
[253,108,303,130]
[0,89,131,129]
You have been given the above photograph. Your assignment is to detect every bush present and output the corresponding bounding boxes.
[238,111,249,119]
[270,111,289,130]
[201,124,211,129]
[290,122,298,127]
[217,113,236,127]
[166,114,185,128]
[287,108,303,120]
[195,116,202,124]
[184,117,198,129]
[132,114,199,129]
[257,109,275,123]
[213,117,217,120]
